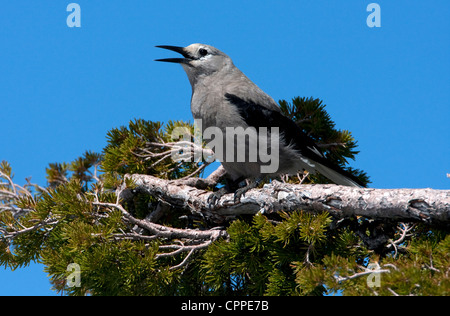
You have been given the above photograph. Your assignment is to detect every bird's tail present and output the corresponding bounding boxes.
[314,162,364,188]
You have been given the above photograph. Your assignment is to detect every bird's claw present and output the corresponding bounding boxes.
[207,187,228,209]
[233,187,248,203]
[233,179,261,203]
[207,179,261,208]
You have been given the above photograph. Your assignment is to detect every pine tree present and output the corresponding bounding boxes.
[1,97,448,296]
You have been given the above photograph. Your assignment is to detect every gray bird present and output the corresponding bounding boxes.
[156,43,363,203]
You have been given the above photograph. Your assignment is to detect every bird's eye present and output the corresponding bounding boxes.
[199,48,208,57]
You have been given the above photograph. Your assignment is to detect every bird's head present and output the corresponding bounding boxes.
[156,43,233,87]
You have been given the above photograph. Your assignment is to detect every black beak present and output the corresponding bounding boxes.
[155,45,191,64]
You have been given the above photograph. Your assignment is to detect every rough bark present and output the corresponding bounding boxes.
[128,173,450,227]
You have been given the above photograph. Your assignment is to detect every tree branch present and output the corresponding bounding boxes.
[128,174,450,227]
[92,187,228,270]
[334,263,391,282]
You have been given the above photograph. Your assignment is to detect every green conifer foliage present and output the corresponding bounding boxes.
[279,97,370,186]
[1,97,448,295]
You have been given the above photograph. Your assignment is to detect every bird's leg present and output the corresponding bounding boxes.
[233,178,263,203]
[207,187,229,208]
[207,177,265,207]
[207,176,243,208]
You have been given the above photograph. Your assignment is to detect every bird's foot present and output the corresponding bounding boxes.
[207,187,229,209]
[233,179,260,203]
[207,177,263,208]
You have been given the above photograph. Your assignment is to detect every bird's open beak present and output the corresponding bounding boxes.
[155,45,191,64]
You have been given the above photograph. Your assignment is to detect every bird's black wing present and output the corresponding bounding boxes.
[225,93,324,161]
[225,93,364,187]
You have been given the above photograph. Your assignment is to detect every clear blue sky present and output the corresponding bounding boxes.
[1,1,449,295]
